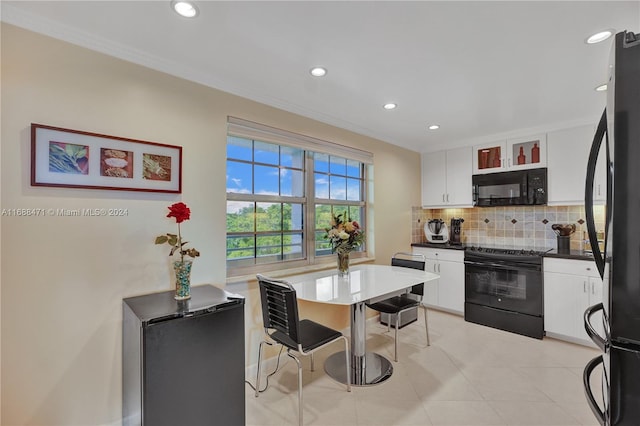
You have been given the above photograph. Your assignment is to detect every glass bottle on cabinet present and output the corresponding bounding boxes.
[473,143,504,174]
[473,135,546,174]
[508,134,546,169]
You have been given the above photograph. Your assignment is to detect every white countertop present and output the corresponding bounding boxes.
[282,264,439,305]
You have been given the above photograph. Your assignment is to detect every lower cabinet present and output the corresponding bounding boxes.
[544,257,603,345]
[412,247,465,314]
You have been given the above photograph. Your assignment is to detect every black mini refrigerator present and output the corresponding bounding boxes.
[583,30,640,425]
[123,285,245,426]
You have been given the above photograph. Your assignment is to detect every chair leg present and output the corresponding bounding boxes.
[342,336,352,392]
[394,311,400,362]
[310,352,315,372]
[255,340,266,398]
[288,352,303,426]
[423,306,431,346]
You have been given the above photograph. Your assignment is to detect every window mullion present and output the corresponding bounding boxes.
[226,132,367,277]
[305,152,316,265]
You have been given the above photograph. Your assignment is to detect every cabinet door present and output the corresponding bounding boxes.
[472,141,506,174]
[544,271,587,338]
[506,134,546,170]
[423,258,439,306]
[437,259,465,313]
[547,125,596,205]
[581,276,605,341]
[421,151,447,207]
[445,146,473,206]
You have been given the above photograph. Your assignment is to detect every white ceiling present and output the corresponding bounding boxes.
[2,1,639,153]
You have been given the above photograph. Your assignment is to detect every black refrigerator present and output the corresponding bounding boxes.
[123,285,245,426]
[583,30,640,425]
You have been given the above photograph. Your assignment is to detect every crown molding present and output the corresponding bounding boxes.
[0,3,392,148]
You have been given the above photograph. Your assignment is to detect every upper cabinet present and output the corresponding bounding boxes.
[421,146,473,208]
[472,134,547,174]
[547,124,605,206]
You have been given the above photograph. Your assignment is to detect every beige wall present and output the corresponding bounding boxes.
[0,24,421,425]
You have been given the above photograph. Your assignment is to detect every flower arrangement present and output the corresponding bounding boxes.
[324,212,365,255]
[155,202,200,263]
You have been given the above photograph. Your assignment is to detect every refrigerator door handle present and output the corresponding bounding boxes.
[585,109,608,279]
[583,355,606,426]
[584,302,607,351]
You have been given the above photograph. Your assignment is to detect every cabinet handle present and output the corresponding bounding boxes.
[442,194,445,202]
[592,282,595,295]
[597,185,601,196]
[508,158,511,168]
[446,194,449,202]
[438,263,441,273]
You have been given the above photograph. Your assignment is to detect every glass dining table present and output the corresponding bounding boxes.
[281,264,439,386]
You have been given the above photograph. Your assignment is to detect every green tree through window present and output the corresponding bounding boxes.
[226,135,366,276]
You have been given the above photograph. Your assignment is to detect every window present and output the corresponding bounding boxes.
[313,153,365,256]
[226,118,371,277]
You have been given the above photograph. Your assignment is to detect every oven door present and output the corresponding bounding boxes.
[464,259,543,316]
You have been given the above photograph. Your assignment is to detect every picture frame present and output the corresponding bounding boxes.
[31,123,182,193]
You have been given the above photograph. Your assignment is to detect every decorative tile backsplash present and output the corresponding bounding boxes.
[412,205,606,251]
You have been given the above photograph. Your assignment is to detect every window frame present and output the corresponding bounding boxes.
[226,119,371,278]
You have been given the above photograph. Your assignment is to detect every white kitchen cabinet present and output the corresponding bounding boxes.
[544,257,603,345]
[547,124,606,205]
[412,247,465,314]
[472,134,547,174]
[421,147,473,208]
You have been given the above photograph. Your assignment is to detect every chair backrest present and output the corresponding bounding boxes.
[256,274,301,345]
[391,252,426,296]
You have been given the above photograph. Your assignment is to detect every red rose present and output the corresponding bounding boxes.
[167,202,191,223]
[352,221,360,229]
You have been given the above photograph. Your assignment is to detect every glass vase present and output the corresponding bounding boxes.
[173,259,193,300]
[337,252,350,277]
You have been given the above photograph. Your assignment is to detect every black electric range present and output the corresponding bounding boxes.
[464,244,552,339]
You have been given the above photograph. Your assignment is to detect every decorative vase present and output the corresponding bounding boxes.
[173,259,193,300]
[517,146,526,165]
[492,152,501,168]
[479,150,489,169]
[337,252,350,277]
[531,143,540,163]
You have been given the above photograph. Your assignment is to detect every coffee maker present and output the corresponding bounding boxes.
[424,219,449,243]
[449,218,464,245]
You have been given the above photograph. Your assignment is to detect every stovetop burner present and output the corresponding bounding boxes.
[465,245,552,264]
[466,245,552,256]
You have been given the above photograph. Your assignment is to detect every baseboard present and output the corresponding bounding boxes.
[545,331,599,348]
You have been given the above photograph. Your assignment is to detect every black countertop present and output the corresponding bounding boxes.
[544,249,595,261]
[411,242,466,250]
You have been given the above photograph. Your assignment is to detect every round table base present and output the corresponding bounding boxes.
[324,351,393,387]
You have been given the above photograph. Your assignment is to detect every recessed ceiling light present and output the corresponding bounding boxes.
[171,1,199,18]
[595,84,608,92]
[428,124,440,130]
[586,30,613,44]
[383,103,397,110]
[310,67,327,77]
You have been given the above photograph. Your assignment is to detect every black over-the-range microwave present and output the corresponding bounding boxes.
[472,168,547,206]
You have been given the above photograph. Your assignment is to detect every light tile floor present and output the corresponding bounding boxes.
[246,310,602,425]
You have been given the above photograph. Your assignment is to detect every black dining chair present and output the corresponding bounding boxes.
[255,274,351,426]
[365,252,430,362]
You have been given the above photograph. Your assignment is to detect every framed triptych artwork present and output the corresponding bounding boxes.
[31,123,182,193]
